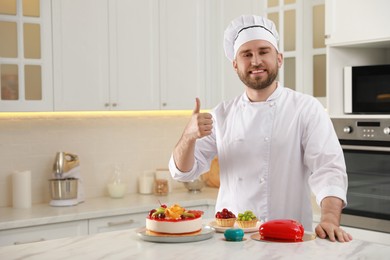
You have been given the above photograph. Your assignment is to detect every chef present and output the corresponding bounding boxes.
[169,15,352,242]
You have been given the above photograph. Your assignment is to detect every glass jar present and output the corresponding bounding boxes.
[107,165,126,198]
[153,179,168,196]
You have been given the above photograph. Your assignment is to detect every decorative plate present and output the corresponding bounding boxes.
[136,225,215,243]
[250,232,317,243]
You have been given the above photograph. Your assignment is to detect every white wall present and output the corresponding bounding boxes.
[0,114,189,207]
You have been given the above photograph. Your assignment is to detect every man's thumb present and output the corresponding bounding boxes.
[193,98,201,114]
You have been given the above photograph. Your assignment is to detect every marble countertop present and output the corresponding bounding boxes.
[1,222,390,260]
[1,187,390,252]
[0,188,218,230]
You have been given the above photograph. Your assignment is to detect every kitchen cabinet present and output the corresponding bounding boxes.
[52,0,160,111]
[51,0,263,111]
[5,0,263,112]
[52,0,209,111]
[158,0,208,110]
[325,0,390,46]
[0,0,53,112]
[88,212,146,234]
[0,220,88,247]
[110,0,160,110]
[325,0,390,117]
[52,0,111,111]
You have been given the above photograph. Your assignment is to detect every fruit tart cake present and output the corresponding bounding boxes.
[146,203,204,234]
[236,210,258,228]
[215,208,236,227]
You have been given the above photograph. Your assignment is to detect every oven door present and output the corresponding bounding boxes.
[340,142,390,233]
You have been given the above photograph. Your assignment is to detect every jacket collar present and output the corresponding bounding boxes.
[242,82,283,103]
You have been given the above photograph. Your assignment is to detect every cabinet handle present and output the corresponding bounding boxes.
[14,238,45,245]
[162,102,167,107]
[107,219,134,227]
[112,103,117,107]
[104,103,110,107]
[324,34,330,39]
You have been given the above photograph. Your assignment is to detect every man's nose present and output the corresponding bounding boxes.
[251,54,262,66]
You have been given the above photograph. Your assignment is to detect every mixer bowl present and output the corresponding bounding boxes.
[183,179,205,193]
[49,178,78,200]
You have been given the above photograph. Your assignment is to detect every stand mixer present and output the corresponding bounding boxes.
[49,152,85,207]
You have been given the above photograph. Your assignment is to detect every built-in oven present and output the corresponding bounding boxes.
[331,118,390,233]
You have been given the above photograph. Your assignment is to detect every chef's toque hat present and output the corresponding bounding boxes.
[224,15,279,61]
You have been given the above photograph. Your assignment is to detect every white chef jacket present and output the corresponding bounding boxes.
[169,84,348,231]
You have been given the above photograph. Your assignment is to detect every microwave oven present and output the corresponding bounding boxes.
[344,64,390,114]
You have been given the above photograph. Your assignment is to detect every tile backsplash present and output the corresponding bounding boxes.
[0,113,190,207]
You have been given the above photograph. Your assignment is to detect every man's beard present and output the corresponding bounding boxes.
[236,63,278,90]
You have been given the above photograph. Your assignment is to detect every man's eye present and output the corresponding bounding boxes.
[243,53,252,57]
[260,51,269,55]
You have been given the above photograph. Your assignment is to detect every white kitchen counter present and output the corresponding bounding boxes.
[0,188,218,230]
[0,222,390,260]
[1,187,390,256]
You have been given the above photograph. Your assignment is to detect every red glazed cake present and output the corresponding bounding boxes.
[259,219,304,242]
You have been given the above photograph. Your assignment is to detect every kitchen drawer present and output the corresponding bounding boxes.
[0,220,88,247]
[88,213,146,234]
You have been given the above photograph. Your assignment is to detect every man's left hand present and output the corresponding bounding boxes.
[316,196,353,242]
[315,221,352,242]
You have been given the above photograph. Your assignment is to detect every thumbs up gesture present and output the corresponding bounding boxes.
[184,98,213,140]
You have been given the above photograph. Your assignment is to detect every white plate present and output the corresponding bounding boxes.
[209,220,261,233]
[136,225,215,243]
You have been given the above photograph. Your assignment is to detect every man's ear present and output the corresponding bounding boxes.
[277,53,283,68]
[233,60,238,71]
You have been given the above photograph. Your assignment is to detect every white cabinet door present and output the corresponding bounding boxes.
[52,0,110,111]
[159,0,208,110]
[0,0,53,112]
[88,213,146,234]
[325,0,390,116]
[325,0,390,46]
[0,220,88,247]
[109,0,160,110]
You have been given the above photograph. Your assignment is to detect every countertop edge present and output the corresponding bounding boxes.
[0,188,218,230]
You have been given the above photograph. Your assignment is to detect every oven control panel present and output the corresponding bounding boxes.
[331,118,390,141]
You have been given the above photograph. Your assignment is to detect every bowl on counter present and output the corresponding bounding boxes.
[182,178,205,193]
[49,178,78,200]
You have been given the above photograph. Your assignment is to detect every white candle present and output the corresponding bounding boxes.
[138,171,154,194]
[12,170,32,209]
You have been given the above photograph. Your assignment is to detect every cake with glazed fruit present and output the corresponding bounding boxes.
[146,203,204,234]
